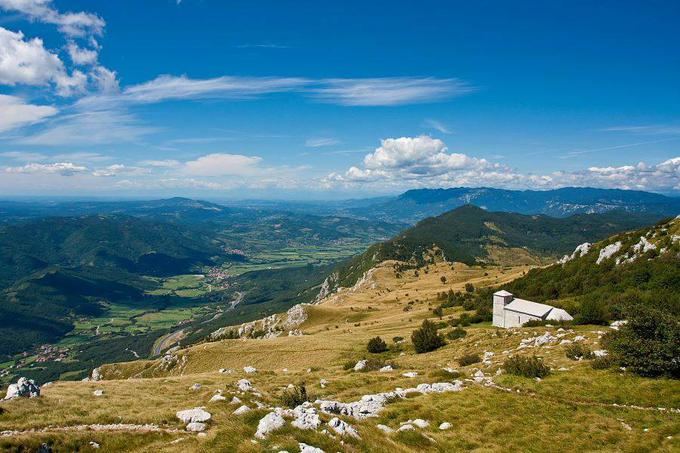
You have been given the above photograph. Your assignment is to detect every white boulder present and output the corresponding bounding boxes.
[237,379,253,392]
[255,411,286,438]
[176,407,211,424]
[328,417,360,438]
[186,422,206,432]
[4,377,40,399]
[439,422,452,430]
[353,360,367,371]
[243,366,257,374]
[299,443,325,453]
[233,405,251,415]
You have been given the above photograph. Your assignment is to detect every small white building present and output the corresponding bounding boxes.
[492,290,573,328]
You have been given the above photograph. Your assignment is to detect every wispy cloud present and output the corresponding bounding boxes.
[305,137,340,148]
[423,119,453,134]
[0,95,57,133]
[601,124,680,136]
[560,138,680,159]
[311,77,474,106]
[0,151,47,161]
[236,43,290,49]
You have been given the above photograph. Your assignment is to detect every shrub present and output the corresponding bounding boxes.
[446,327,467,340]
[576,297,609,325]
[503,356,550,378]
[432,306,444,318]
[411,319,446,353]
[393,336,404,343]
[565,343,594,360]
[458,353,481,366]
[591,355,617,370]
[440,276,447,284]
[280,382,310,408]
[603,305,680,378]
[367,336,388,353]
[465,283,475,293]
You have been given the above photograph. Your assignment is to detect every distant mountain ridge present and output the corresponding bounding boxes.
[323,205,663,293]
[349,187,680,223]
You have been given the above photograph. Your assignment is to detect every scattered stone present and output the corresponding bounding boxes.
[573,335,586,342]
[610,320,628,330]
[91,368,102,382]
[299,443,325,453]
[397,424,414,432]
[237,379,253,392]
[328,417,360,438]
[4,377,40,399]
[593,350,608,357]
[379,365,393,372]
[233,405,251,415]
[410,419,429,428]
[291,403,321,430]
[243,366,257,374]
[176,408,211,424]
[402,371,418,378]
[93,389,104,397]
[186,422,206,432]
[209,392,226,403]
[255,411,286,438]
[89,441,100,449]
[353,360,367,371]
[482,351,494,365]
[231,396,242,404]
[319,379,329,388]
[376,424,394,433]
[190,383,202,391]
[439,422,452,430]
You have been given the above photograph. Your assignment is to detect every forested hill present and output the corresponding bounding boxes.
[325,205,662,291]
[507,215,680,321]
[0,215,222,357]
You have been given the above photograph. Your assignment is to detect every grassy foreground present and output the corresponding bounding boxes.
[1,263,678,452]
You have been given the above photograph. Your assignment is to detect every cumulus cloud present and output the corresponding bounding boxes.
[324,136,680,192]
[0,94,57,132]
[66,41,97,65]
[0,0,105,37]
[91,164,149,177]
[4,161,87,176]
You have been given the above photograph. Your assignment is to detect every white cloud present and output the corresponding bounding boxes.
[0,0,105,37]
[17,110,157,145]
[602,124,680,136]
[51,152,110,162]
[311,77,474,106]
[324,136,680,192]
[183,153,263,177]
[305,137,340,147]
[0,150,46,161]
[66,41,97,65]
[4,161,87,176]
[0,94,57,132]
[139,159,181,168]
[92,164,149,177]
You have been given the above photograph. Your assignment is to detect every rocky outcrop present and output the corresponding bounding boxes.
[255,410,285,438]
[4,377,40,399]
[211,304,309,341]
[176,408,211,424]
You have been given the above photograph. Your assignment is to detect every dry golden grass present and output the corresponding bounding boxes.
[1,262,678,452]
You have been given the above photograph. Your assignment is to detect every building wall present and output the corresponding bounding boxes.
[492,293,513,327]
[503,310,542,328]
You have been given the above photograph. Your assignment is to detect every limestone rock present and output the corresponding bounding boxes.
[237,379,253,392]
[233,405,251,415]
[243,366,257,374]
[353,360,367,371]
[4,377,40,399]
[328,416,360,438]
[255,411,286,438]
[439,422,452,430]
[299,443,325,453]
[186,422,206,432]
[176,408,211,424]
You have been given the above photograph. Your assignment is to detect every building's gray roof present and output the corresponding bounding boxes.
[494,290,513,297]
[546,308,574,321]
[504,298,555,318]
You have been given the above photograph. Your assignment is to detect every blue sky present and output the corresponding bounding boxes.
[0,0,679,198]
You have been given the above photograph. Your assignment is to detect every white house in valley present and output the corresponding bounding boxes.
[492,290,573,328]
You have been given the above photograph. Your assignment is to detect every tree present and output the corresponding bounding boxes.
[367,336,388,353]
[411,319,446,353]
[603,305,679,378]
[440,276,447,284]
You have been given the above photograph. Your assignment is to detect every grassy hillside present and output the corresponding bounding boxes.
[330,205,659,290]
[1,262,677,452]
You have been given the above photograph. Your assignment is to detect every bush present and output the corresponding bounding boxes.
[591,355,617,370]
[367,336,388,353]
[411,319,446,353]
[565,343,594,360]
[503,356,550,378]
[603,305,680,378]
[576,298,609,325]
[432,306,444,318]
[446,327,467,340]
[280,382,310,408]
[465,283,475,293]
[458,353,481,366]
[393,336,404,343]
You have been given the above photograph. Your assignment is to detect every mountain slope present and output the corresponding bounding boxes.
[327,205,661,291]
[350,187,680,223]
[507,215,680,320]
